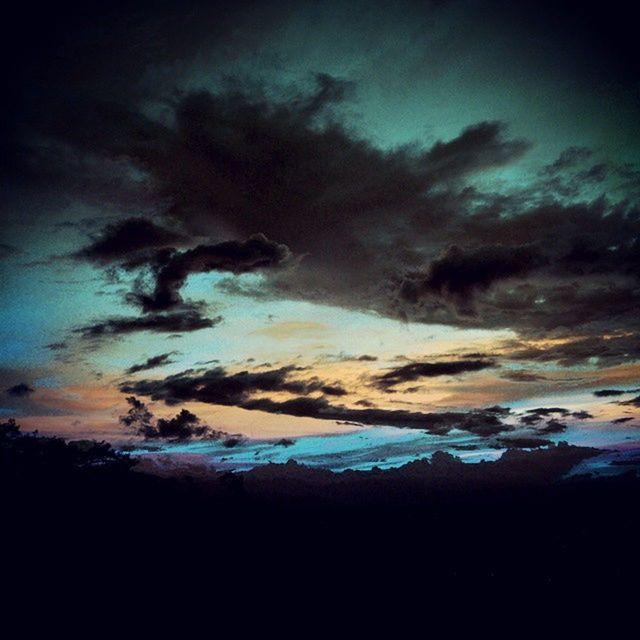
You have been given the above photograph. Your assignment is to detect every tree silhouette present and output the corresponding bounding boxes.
[119,396,226,440]
[120,396,157,437]
[1,418,136,478]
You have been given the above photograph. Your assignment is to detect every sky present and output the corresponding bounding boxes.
[1,0,639,458]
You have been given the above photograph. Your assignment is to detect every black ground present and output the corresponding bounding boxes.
[3,419,639,613]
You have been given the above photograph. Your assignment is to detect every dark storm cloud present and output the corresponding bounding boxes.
[74,311,221,339]
[125,353,177,375]
[375,359,495,390]
[388,198,640,343]
[6,1,640,371]
[15,65,639,344]
[1,0,292,168]
[398,244,545,314]
[421,121,531,183]
[4,1,638,158]
[611,417,634,424]
[462,202,640,282]
[6,383,35,397]
[129,234,291,313]
[75,217,189,266]
[21,70,546,321]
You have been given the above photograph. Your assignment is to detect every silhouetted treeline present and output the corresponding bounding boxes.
[0,418,136,479]
[2,418,640,599]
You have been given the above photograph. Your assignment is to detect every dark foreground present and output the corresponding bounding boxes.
[3,419,640,611]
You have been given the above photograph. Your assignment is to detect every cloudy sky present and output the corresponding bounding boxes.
[1,0,639,449]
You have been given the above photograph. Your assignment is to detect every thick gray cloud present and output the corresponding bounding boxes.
[73,79,634,351]
[398,244,545,316]
[75,218,189,266]
[52,79,640,366]
[128,234,291,313]
[5,0,639,373]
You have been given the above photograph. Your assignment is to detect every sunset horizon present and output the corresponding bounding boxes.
[2,0,640,600]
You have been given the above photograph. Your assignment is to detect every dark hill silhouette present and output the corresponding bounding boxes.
[2,418,640,598]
